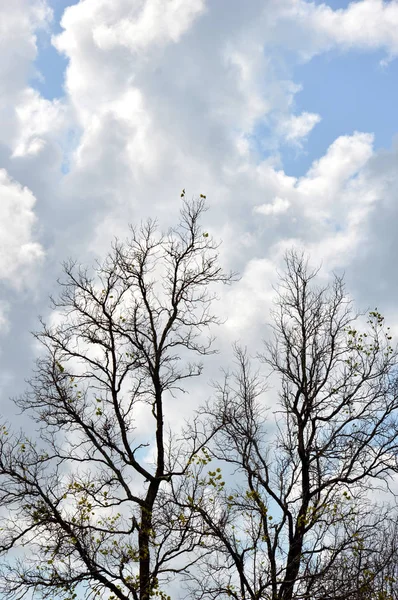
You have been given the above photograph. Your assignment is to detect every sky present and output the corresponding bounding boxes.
[1,0,398,424]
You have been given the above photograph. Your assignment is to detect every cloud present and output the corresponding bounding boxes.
[303,0,398,57]
[254,196,291,216]
[48,1,397,233]
[0,0,52,108]
[0,0,70,181]
[276,111,321,145]
[91,0,206,52]
[0,0,397,414]
[0,303,9,334]
[266,0,398,61]
[221,130,381,337]
[0,1,392,305]
[297,132,375,213]
[11,88,67,158]
[0,169,44,287]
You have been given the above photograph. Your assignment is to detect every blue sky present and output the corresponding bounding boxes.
[32,0,78,99]
[284,48,398,175]
[313,0,352,6]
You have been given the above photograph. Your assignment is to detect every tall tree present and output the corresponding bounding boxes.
[181,251,398,600]
[0,198,232,600]
[310,516,398,600]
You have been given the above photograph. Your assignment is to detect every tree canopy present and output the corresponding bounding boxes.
[1,200,398,600]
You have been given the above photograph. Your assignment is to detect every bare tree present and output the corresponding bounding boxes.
[306,516,398,600]
[182,251,398,600]
[0,198,232,600]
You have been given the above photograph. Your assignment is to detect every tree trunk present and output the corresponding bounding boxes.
[139,504,153,600]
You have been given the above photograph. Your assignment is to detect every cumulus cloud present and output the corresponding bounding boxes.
[300,0,398,57]
[0,0,72,200]
[0,0,398,408]
[49,0,397,235]
[222,130,383,338]
[11,88,67,158]
[266,0,398,62]
[276,111,321,145]
[0,169,44,287]
[91,0,206,52]
[296,132,375,216]
[0,303,9,334]
[254,196,291,215]
[0,0,52,143]
[0,0,51,97]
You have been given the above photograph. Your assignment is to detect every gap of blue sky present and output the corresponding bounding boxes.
[49,0,79,32]
[313,0,352,7]
[32,0,78,100]
[281,49,398,176]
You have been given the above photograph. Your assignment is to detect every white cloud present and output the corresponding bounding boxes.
[12,88,67,158]
[0,169,44,287]
[303,0,398,57]
[221,130,381,335]
[296,132,375,215]
[254,196,290,215]
[264,0,398,61]
[0,1,71,179]
[49,0,398,225]
[0,0,52,111]
[0,0,391,302]
[276,111,321,145]
[91,0,206,52]
[0,303,9,334]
